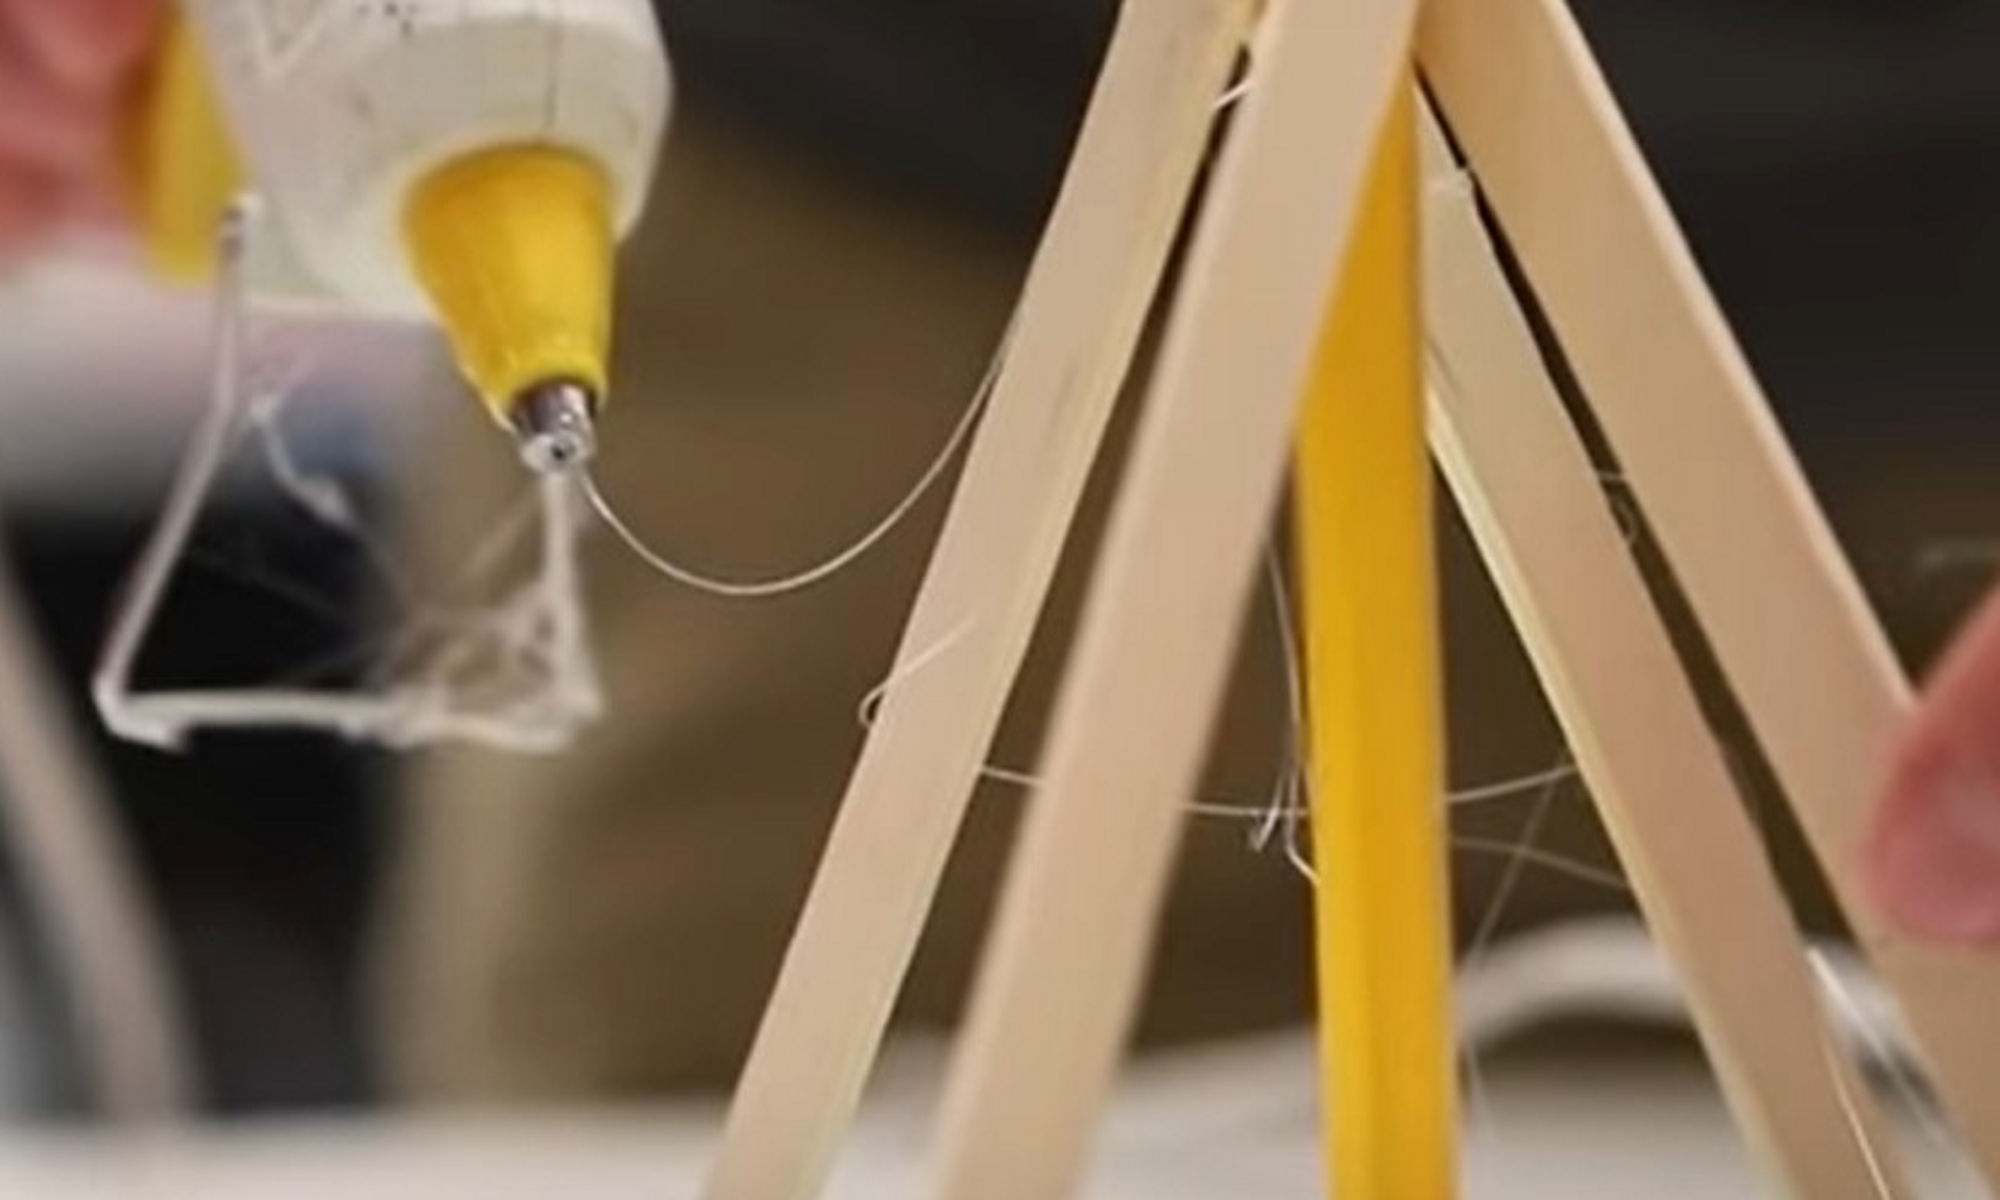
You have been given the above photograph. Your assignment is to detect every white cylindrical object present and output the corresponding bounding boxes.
[188,0,671,315]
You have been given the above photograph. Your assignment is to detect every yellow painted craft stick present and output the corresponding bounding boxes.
[1294,80,1456,1200]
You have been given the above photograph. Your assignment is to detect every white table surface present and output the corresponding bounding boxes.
[0,1031,1978,1199]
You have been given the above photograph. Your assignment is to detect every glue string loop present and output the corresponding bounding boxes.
[585,316,1015,600]
[858,556,1599,886]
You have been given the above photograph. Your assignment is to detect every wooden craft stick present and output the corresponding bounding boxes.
[1420,0,2000,1183]
[1295,82,1458,1200]
[925,3,1418,1196]
[1421,105,1908,1198]
[702,5,1255,1197]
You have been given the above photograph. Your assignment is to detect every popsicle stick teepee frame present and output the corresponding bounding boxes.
[1420,100,1905,1198]
[1422,0,2000,1186]
[704,0,2000,1196]
[703,5,1257,1195]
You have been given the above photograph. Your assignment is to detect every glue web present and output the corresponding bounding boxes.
[93,198,602,753]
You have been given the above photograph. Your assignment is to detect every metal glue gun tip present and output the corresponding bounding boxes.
[510,380,601,475]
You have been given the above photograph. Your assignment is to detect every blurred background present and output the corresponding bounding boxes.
[0,0,1993,1186]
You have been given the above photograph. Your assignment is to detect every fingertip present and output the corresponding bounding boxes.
[3,0,164,91]
[1914,586,2000,743]
[0,170,63,262]
[1866,596,2000,945]
[1866,756,2000,945]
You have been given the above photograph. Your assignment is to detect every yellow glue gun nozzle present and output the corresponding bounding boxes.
[129,16,618,474]
[405,146,616,471]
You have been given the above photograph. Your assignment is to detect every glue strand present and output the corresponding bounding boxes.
[585,319,1013,600]
[856,617,978,728]
[1463,757,1574,965]
[857,553,1596,864]
[1449,836,1628,894]
[965,766,1628,890]
[181,543,358,633]
[92,200,262,748]
[1456,755,1580,1140]
[1809,948,1952,1151]
[1180,765,1577,822]
[1212,11,1261,113]
[1448,764,1579,806]
[249,365,355,532]
[857,609,1608,858]
[1257,548,1315,881]
[232,317,430,620]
